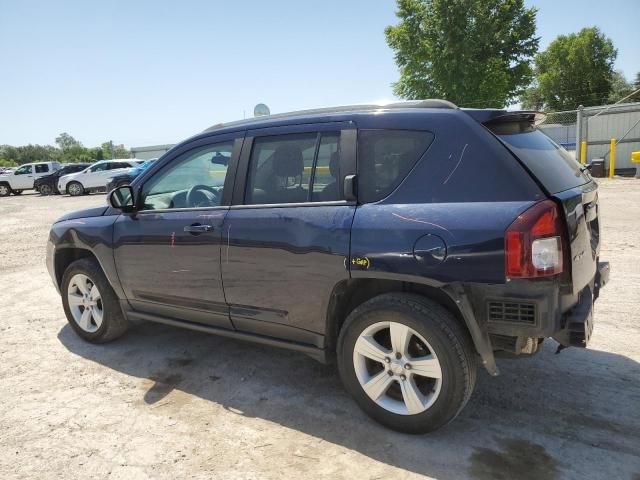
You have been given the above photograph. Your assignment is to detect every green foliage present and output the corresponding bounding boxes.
[607,71,637,104]
[522,27,617,111]
[0,159,18,167]
[100,142,130,159]
[55,132,83,151]
[1,134,130,165]
[385,0,538,107]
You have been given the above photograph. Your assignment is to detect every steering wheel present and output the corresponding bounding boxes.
[186,184,219,208]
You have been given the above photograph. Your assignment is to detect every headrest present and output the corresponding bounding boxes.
[273,144,303,177]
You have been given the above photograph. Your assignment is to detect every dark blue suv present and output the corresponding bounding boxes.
[46,101,609,433]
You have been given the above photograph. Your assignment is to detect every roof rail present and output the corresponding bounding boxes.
[203,99,457,133]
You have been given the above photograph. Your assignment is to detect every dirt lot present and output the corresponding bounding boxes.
[1,180,639,480]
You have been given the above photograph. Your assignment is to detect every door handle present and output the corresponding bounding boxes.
[184,223,213,234]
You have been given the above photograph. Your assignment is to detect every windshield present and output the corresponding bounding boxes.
[498,129,591,194]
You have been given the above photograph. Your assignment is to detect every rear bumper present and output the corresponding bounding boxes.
[553,261,610,347]
[470,261,609,352]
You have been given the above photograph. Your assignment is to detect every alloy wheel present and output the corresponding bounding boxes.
[352,321,443,415]
[67,273,103,333]
[40,184,53,195]
[0,185,9,196]
[68,183,82,196]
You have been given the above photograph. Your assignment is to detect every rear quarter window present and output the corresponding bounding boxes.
[358,129,434,203]
[498,130,590,194]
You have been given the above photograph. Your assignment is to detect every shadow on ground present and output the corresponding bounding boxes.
[58,320,640,479]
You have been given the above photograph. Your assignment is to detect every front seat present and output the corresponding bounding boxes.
[267,144,307,203]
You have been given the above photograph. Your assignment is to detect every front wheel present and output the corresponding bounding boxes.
[61,258,128,343]
[67,181,84,196]
[337,293,477,434]
[0,184,11,197]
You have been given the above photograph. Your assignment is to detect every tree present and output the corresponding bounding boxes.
[521,27,617,111]
[608,71,635,104]
[385,0,538,108]
[100,141,130,159]
[55,132,82,151]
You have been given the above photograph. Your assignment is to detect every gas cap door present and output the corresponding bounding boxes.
[413,234,447,266]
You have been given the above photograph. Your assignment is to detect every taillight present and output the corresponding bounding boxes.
[505,200,564,279]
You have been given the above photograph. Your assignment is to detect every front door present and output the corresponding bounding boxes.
[12,164,34,189]
[221,125,356,345]
[113,135,242,328]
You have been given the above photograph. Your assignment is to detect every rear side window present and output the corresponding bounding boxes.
[245,132,341,205]
[35,164,49,173]
[358,130,434,203]
[498,130,590,194]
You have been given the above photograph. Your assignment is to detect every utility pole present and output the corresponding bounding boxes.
[109,140,115,159]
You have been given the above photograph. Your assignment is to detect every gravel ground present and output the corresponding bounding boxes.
[1,181,639,480]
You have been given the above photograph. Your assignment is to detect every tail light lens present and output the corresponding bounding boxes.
[505,200,564,279]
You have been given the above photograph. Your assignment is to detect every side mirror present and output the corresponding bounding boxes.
[108,185,135,212]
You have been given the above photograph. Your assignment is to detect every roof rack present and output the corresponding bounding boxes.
[203,99,457,133]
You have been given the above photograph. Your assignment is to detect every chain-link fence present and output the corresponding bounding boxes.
[538,102,640,176]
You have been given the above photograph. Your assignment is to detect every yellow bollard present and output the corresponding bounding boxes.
[609,139,616,178]
[580,141,587,165]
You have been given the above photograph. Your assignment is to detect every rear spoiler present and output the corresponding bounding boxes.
[463,109,546,126]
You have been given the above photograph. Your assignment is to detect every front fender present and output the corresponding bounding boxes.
[47,214,124,298]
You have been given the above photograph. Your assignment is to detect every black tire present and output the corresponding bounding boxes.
[61,257,128,343]
[0,183,11,197]
[12,190,23,195]
[67,181,84,196]
[337,293,477,434]
[39,184,54,195]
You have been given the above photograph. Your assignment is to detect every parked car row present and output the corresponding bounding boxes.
[0,159,154,197]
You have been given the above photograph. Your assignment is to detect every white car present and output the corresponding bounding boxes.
[58,159,139,196]
[0,161,61,196]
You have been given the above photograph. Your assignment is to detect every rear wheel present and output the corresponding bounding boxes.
[337,293,477,433]
[61,258,128,343]
[0,184,11,196]
[67,181,84,196]
[39,184,53,195]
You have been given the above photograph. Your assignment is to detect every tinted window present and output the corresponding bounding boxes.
[35,164,49,173]
[498,130,590,194]
[245,132,341,205]
[358,130,434,203]
[107,162,130,170]
[142,142,233,210]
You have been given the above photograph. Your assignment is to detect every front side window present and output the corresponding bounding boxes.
[14,165,32,175]
[108,162,132,170]
[35,164,49,173]
[90,163,108,173]
[245,131,341,205]
[141,141,233,210]
[358,130,434,203]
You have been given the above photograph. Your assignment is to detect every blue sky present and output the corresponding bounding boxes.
[1,0,638,147]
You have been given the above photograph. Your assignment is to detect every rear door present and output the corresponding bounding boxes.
[34,163,51,180]
[221,123,356,345]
